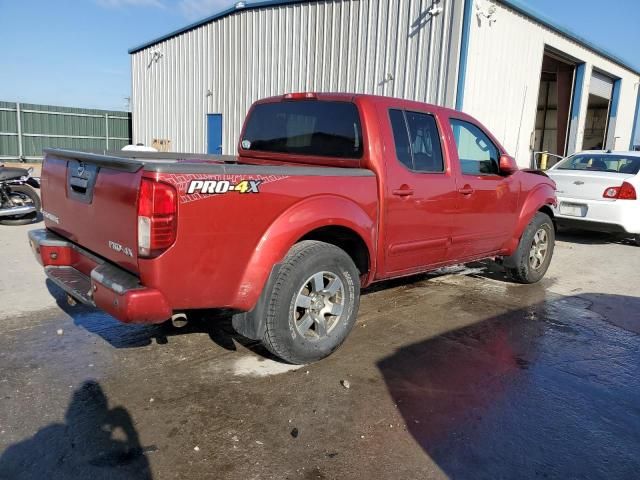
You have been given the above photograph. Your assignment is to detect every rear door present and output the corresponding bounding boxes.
[446,117,519,258]
[381,106,459,276]
[41,153,142,273]
[207,113,223,154]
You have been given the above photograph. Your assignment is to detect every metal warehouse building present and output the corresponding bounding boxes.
[129,0,640,167]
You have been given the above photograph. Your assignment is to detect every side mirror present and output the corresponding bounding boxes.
[499,154,518,175]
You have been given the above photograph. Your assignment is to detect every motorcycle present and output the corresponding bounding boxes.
[0,164,41,225]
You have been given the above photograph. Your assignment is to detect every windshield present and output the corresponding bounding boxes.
[554,154,640,174]
[242,100,363,159]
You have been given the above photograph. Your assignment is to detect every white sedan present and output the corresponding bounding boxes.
[546,151,640,246]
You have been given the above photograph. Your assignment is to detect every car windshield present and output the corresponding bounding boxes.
[242,100,363,159]
[554,154,640,174]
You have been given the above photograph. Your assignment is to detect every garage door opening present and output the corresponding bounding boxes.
[533,52,576,162]
[582,71,616,150]
[583,94,610,150]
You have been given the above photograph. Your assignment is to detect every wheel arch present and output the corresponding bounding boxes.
[298,225,370,276]
[504,183,557,253]
[231,195,376,312]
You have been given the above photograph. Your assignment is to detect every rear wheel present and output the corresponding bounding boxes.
[262,240,360,364]
[504,212,555,284]
[0,185,41,226]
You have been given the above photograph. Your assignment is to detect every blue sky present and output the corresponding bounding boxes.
[0,0,638,112]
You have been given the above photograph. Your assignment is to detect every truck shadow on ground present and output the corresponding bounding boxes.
[377,293,640,479]
[556,228,638,246]
[0,380,153,480]
[46,268,532,358]
[46,280,274,358]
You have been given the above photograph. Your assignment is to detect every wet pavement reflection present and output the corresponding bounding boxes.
[378,294,640,479]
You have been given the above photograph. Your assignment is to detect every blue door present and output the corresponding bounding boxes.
[207,114,223,154]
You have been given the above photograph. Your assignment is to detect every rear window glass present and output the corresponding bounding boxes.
[242,100,363,159]
[555,154,640,174]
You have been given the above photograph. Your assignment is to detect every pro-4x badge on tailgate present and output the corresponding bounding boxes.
[187,179,262,194]
[109,240,134,258]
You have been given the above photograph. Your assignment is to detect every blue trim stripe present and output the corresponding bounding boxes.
[630,86,640,150]
[606,79,621,150]
[566,63,585,154]
[455,0,473,111]
[570,64,586,122]
[609,79,621,119]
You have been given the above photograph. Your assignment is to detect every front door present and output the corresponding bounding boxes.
[207,114,223,154]
[447,117,519,259]
[382,107,459,276]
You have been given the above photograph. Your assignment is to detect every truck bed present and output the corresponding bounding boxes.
[38,148,378,314]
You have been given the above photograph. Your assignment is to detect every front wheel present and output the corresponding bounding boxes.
[261,240,360,364]
[503,212,555,284]
[0,185,41,226]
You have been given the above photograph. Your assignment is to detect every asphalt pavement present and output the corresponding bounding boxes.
[0,219,639,479]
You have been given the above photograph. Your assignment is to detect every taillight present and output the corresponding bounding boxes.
[602,182,637,200]
[137,178,177,258]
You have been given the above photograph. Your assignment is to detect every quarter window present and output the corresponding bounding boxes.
[449,119,500,175]
[389,109,444,173]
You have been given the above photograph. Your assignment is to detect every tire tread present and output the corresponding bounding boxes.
[262,240,357,364]
[505,212,554,284]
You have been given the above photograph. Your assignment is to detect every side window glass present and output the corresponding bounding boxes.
[389,109,412,170]
[449,119,500,175]
[389,109,444,173]
[405,112,444,172]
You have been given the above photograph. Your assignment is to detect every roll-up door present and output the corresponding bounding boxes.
[583,70,617,150]
[589,71,614,99]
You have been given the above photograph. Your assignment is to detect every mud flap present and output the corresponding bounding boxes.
[231,263,282,341]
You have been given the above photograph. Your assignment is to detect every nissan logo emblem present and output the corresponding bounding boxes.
[77,163,85,176]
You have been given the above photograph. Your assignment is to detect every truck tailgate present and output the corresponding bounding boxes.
[41,152,143,274]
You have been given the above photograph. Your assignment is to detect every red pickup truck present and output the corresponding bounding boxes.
[29,93,556,364]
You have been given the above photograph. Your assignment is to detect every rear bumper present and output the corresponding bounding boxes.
[553,196,640,234]
[28,229,172,324]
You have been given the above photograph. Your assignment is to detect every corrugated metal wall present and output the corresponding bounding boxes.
[131,0,464,154]
[0,101,132,161]
[463,1,640,166]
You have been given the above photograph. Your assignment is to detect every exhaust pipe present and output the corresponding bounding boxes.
[171,313,188,328]
[0,205,36,217]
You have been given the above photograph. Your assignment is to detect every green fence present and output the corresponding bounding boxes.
[0,101,131,162]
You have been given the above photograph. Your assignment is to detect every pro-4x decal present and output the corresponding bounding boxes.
[186,179,262,194]
[161,174,289,204]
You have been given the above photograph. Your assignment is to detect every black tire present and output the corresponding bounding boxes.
[504,212,555,284]
[262,240,360,364]
[0,185,41,226]
[634,234,640,247]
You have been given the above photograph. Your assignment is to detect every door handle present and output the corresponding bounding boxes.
[392,187,414,197]
[458,186,474,195]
